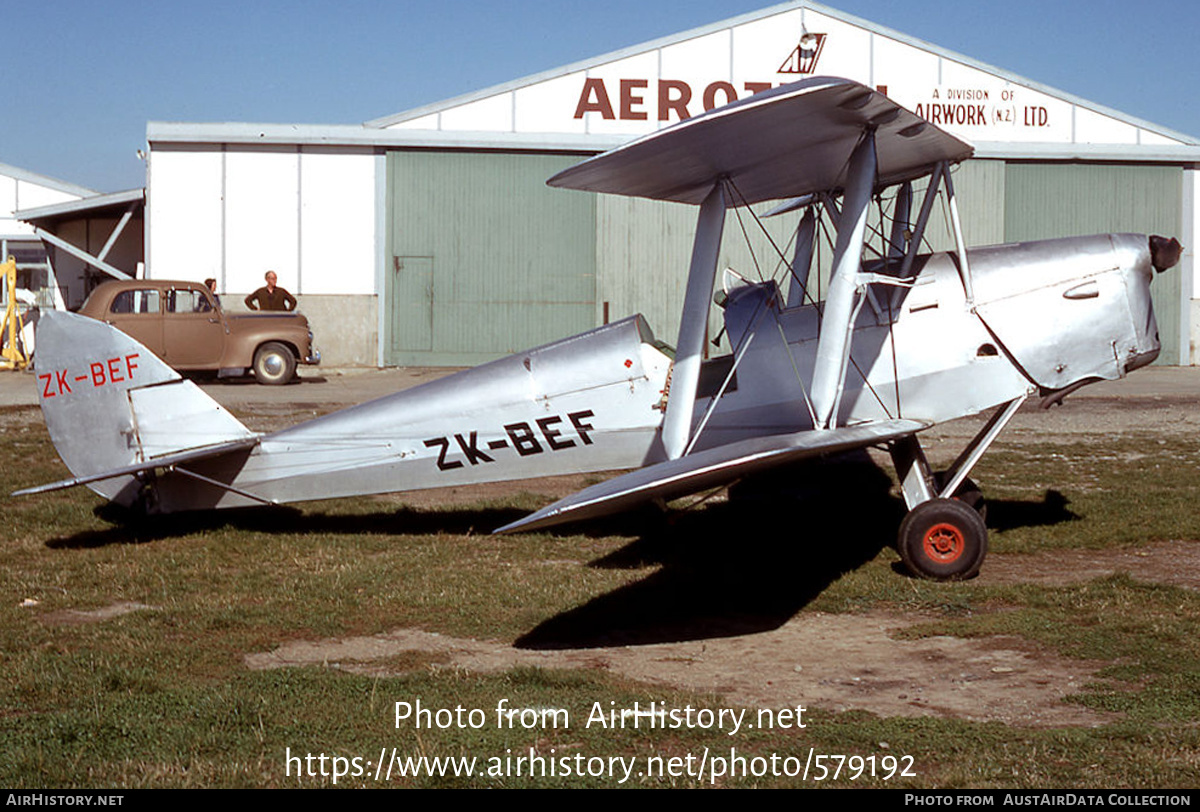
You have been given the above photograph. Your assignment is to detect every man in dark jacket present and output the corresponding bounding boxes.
[244,270,297,312]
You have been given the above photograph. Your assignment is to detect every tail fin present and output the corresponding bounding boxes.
[28,311,255,505]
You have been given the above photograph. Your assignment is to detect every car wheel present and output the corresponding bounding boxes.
[252,342,296,385]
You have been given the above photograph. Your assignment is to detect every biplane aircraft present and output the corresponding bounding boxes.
[18,77,1181,580]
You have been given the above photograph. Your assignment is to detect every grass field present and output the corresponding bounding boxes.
[3,404,1199,788]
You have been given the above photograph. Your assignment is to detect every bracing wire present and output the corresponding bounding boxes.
[719,173,894,421]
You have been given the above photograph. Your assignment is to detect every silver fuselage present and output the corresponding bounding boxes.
[696,232,1160,449]
[86,233,1158,513]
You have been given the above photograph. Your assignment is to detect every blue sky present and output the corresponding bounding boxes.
[5,0,1198,193]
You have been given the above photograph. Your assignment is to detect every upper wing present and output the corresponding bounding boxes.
[548,76,972,206]
[494,418,927,534]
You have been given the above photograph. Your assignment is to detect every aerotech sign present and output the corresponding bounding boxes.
[571,33,827,124]
[565,28,1083,144]
[390,7,1176,148]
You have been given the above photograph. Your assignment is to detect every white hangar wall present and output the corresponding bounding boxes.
[147,144,379,366]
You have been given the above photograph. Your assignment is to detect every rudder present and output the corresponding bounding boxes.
[33,310,254,506]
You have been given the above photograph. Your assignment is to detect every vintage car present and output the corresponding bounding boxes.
[77,279,320,384]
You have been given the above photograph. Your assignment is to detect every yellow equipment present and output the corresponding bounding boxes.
[1,256,29,370]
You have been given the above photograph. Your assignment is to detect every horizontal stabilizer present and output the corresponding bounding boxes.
[13,436,260,496]
[494,419,927,534]
[548,77,972,206]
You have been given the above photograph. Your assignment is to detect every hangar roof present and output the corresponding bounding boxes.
[146,122,626,153]
[15,188,144,226]
[0,162,96,200]
[2,161,96,241]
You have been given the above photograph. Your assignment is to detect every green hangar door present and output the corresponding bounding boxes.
[1003,163,1184,365]
[386,151,598,366]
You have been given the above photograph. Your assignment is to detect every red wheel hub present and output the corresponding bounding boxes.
[922,522,965,564]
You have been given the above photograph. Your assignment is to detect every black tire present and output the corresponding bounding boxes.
[897,498,988,581]
[252,342,296,385]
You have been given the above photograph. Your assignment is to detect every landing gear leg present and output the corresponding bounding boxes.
[886,395,1026,580]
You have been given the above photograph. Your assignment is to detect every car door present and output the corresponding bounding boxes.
[161,287,226,368]
[105,288,164,355]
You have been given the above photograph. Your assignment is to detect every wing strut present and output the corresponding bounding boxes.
[891,161,946,312]
[786,206,817,307]
[662,182,727,460]
[810,131,877,429]
[888,182,912,262]
[900,162,943,278]
[944,167,975,305]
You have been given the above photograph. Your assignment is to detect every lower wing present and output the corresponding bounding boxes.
[495,418,927,534]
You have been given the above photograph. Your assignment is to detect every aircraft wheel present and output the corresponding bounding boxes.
[897,498,987,581]
[253,342,297,385]
[933,471,986,519]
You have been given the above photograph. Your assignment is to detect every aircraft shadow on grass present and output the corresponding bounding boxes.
[45,502,531,549]
[45,458,1080,648]
[514,462,1080,649]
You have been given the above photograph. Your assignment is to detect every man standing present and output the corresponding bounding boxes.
[244,270,297,312]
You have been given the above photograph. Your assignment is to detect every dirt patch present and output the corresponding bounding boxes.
[245,611,1114,728]
[39,601,156,626]
[980,539,1200,590]
[244,541,1200,728]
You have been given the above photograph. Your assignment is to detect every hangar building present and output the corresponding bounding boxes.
[0,163,95,307]
[67,1,1200,366]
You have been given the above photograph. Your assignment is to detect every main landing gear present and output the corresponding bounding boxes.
[888,395,1026,581]
[896,497,987,580]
